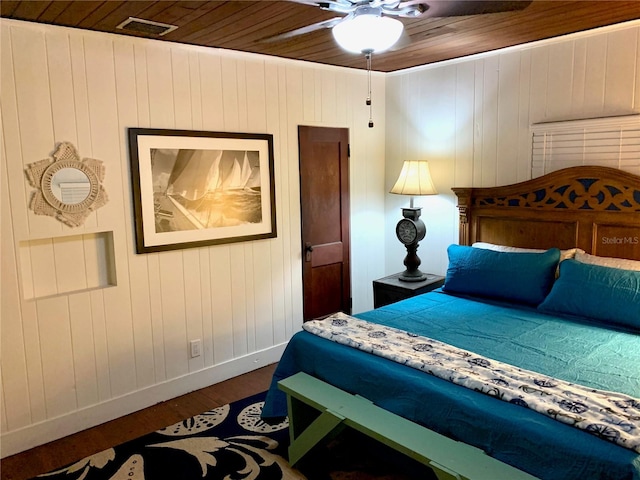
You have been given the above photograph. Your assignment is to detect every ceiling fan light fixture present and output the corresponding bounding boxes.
[332,11,403,54]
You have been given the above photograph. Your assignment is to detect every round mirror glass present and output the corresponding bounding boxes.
[50,167,91,204]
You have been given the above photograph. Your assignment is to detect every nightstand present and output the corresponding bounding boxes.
[373,273,445,308]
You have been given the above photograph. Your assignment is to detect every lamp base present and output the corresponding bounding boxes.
[398,269,427,282]
[398,237,426,282]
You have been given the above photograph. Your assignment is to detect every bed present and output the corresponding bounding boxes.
[262,166,640,480]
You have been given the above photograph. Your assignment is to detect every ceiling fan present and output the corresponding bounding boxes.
[264,0,532,128]
[262,1,533,53]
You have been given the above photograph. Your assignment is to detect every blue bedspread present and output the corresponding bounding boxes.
[262,290,640,480]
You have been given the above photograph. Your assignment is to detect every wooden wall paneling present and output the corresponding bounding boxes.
[36,296,76,417]
[321,69,337,125]
[246,59,267,132]
[172,47,207,373]
[11,26,60,237]
[114,39,156,390]
[221,56,240,130]
[159,252,188,380]
[404,71,421,159]
[1,149,32,431]
[171,48,192,129]
[528,46,549,125]
[147,45,175,129]
[189,51,203,131]
[147,254,166,383]
[46,31,79,148]
[583,35,607,116]
[472,59,485,187]
[20,297,46,423]
[454,62,475,188]
[134,44,151,128]
[516,49,533,183]
[481,55,500,187]
[242,245,256,355]
[199,52,225,131]
[570,38,588,118]
[254,241,274,351]
[302,68,315,123]
[545,41,575,121]
[335,70,349,126]
[245,58,269,353]
[496,52,521,186]
[234,58,253,359]
[236,59,249,130]
[266,61,288,345]
[197,51,224,366]
[183,248,205,373]
[199,248,214,366]
[210,248,234,364]
[69,34,92,159]
[283,64,304,339]
[348,71,367,313]
[314,68,324,123]
[1,25,31,252]
[604,27,638,113]
[67,292,99,408]
[84,34,137,397]
[230,246,249,358]
[88,289,111,401]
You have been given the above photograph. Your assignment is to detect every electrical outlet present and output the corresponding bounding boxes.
[190,339,202,358]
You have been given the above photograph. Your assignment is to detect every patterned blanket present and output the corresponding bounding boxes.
[303,312,640,453]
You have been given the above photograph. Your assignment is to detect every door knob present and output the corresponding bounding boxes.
[305,243,314,262]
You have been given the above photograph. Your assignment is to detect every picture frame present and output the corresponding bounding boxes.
[128,128,276,254]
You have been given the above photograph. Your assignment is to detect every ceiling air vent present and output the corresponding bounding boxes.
[116,17,178,36]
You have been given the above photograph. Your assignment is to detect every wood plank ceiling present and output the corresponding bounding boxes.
[1,1,639,72]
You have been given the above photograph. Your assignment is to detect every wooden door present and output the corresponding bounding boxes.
[298,126,351,321]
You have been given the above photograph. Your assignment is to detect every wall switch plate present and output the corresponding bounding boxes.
[190,339,202,358]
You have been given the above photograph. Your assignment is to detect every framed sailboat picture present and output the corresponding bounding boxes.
[128,128,276,253]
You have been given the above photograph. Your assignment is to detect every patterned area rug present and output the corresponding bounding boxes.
[32,392,436,480]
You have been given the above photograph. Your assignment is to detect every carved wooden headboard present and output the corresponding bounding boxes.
[452,166,640,261]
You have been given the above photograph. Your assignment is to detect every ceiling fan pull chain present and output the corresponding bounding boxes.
[365,50,374,128]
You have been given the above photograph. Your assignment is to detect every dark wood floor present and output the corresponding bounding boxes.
[1,364,278,480]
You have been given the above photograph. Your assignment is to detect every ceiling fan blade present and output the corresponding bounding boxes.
[259,17,344,43]
[421,0,532,18]
[287,0,358,14]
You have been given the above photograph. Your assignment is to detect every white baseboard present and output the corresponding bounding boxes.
[1,343,287,458]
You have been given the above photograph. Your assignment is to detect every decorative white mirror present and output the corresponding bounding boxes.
[25,142,108,227]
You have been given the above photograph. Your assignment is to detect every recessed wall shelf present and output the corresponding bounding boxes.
[19,231,117,300]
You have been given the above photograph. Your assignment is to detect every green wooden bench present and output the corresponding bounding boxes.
[278,372,539,480]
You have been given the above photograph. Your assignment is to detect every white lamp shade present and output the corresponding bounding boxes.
[390,161,437,196]
[332,14,404,54]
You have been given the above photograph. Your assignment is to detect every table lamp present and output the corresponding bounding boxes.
[389,161,437,281]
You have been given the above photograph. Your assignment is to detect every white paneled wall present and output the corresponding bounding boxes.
[384,21,640,277]
[0,19,387,456]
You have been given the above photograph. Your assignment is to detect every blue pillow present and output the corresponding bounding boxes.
[443,244,560,305]
[538,259,640,330]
